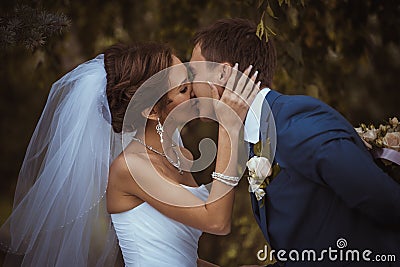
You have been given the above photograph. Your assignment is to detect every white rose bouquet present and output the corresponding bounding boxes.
[355,117,400,183]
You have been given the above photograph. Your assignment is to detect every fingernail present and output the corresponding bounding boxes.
[234,63,238,69]
[257,81,261,87]
[248,65,253,71]
[253,70,259,77]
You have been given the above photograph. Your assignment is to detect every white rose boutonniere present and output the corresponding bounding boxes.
[246,156,272,201]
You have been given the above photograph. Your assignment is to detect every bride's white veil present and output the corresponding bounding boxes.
[0,54,121,266]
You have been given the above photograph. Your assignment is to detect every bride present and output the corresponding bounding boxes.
[0,42,258,266]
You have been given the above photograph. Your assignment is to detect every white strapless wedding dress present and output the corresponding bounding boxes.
[111,184,210,267]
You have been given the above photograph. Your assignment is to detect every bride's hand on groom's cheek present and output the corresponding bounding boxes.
[208,63,260,128]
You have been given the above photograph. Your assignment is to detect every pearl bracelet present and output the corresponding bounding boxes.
[211,172,240,187]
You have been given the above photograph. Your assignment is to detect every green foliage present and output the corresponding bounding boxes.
[0,5,70,51]
[256,12,276,42]
[256,0,303,42]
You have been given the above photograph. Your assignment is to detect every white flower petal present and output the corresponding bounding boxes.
[255,188,266,201]
[246,156,259,171]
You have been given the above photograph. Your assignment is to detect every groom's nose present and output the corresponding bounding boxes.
[189,85,195,99]
[190,83,198,98]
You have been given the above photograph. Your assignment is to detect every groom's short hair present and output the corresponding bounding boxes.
[193,18,277,88]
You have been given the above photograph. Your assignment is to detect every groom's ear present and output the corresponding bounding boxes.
[217,62,233,85]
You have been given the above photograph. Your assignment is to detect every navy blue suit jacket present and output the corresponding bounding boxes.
[250,90,400,266]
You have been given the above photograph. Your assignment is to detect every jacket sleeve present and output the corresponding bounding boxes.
[274,96,400,227]
[312,137,400,227]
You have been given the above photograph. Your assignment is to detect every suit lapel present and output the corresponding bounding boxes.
[249,90,281,243]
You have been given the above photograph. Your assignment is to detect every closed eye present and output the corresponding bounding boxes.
[180,86,188,94]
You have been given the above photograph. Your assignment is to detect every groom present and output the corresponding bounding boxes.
[190,18,400,266]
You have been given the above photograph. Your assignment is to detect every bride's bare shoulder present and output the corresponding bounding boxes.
[110,153,149,174]
[107,153,151,198]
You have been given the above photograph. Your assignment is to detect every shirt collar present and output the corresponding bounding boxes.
[244,88,271,143]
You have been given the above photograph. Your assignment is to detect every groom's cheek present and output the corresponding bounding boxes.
[192,83,210,98]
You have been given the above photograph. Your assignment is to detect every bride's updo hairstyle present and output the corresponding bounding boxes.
[104,43,173,133]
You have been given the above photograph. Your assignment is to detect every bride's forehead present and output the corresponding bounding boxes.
[168,63,189,87]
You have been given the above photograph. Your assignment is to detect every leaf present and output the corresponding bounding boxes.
[278,0,284,6]
[270,163,281,179]
[253,141,262,156]
[265,24,277,36]
[260,137,271,159]
[253,137,272,159]
[260,197,265,208]
[256,18,264,40]
[266,3,277,19]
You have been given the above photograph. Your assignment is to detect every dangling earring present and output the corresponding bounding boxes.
[156,117,164,143]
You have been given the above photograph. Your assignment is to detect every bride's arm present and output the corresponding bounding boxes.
[108,64,258,235]
[110,124,238,235]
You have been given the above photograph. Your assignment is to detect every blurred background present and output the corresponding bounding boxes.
[0,0,399,266]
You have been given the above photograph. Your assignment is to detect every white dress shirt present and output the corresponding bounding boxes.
[244,88,271,143]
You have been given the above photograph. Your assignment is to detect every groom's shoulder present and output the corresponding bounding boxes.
[272,91,353,134]
[277,92,326,107]
[271,91,334,116]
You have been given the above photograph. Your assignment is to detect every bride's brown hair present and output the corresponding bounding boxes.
[104,43,173,133]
